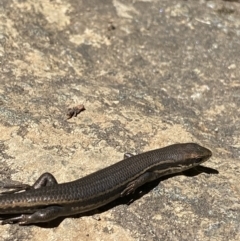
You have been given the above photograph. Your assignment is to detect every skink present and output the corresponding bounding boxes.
[0,143,212,225]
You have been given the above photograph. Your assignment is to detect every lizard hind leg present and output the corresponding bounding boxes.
[0,172,58,195]
[0,206,65,225]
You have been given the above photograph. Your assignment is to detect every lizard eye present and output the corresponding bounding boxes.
[195,158,203,163]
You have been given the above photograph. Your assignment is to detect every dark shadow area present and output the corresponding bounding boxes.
[0,165,218,228]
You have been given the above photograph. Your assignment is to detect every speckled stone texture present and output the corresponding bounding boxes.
[0,0,239,240]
